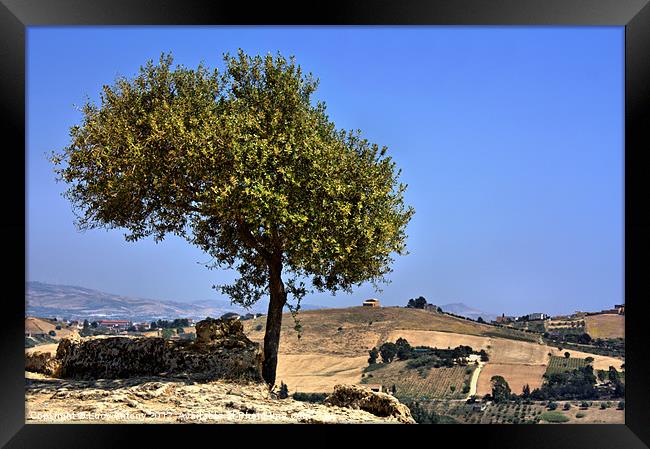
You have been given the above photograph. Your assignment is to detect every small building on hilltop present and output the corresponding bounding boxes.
[362,298,380,308]
[495,314,514,324]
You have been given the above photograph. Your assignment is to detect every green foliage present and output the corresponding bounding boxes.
[407,402,444,424]
[161,328,175,339]
[395,337,414,360]
[255,324,264,331]
[406,296,427,309]
[576,412,586,418]
[51,49,414,386]
[368,347,379,365]
[363,362,384,373]
[547,402,558,410]
[545,355,588,375]
[539,411,569,423]
[532,366,597,401]
[406,355,440,370]
[52,49,414,308]
[490,375,512,403]
[379,342,398,363]
[617,400,625,410]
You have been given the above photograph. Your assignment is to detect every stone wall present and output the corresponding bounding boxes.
[26,318,263,382]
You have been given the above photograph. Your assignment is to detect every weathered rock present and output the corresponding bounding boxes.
[25,351,61,377]
[25,374,411,424]
[194,317,253,349]
[26,318,263,383]
[324,384,415,424]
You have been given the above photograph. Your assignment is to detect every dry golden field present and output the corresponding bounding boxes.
[274,354,368,393]
[25,317,79,340]
[584,314,625,339]
[476,363,546,396]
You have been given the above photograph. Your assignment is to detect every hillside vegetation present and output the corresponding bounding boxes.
[241,306,623,395]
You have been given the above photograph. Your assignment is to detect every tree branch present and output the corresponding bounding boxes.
[237,220,272,262]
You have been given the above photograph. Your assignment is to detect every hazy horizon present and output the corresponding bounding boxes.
[27,26,624,317]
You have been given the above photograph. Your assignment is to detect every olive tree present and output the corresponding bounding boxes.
[52,50,414,387]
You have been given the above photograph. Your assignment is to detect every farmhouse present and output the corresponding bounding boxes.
[362,298,380,308]
[527,313,548,321]
[495,314,514,324]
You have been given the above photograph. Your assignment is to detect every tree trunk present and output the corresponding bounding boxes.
[262,254,287,387]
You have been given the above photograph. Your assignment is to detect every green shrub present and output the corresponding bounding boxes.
[617,401,625,410]
[576,412,586,418]
[255,324,263,331]
[539,411,570,423]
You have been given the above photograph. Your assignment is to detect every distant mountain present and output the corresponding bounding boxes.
[26,281,265,322]
[439,302,497,323]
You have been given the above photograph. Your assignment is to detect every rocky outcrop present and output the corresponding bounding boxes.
[26,318,263,382]
[25,374,410,424]
[194,317,254,349]
[324,384,415,423]
[25,351,61,377]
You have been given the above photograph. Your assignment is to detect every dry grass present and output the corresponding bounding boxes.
[240,307,623,394]
[476,364,546,396]
[561,403,624,424]
[386,330,492,351]
[243,306,536,357]
[25,317,79,340]
[585,314,624,339]
[275,354,368,393]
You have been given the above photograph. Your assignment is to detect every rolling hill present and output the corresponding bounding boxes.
[241,306,624,395]
[26,281,258,321]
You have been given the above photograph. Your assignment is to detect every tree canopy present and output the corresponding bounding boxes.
[52,50,414,386]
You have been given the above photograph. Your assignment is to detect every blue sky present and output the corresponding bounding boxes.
[27,26,624,316]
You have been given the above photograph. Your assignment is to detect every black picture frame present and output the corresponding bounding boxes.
[2,1,649,447]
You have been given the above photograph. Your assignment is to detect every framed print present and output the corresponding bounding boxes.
[1,1,649,447]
